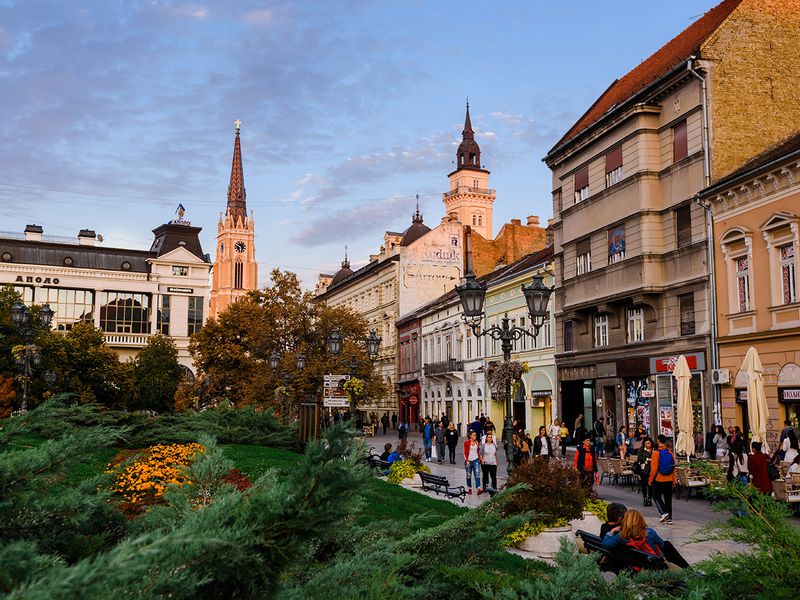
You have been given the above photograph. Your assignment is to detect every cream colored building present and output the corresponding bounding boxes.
[0,217,212,372]
[543,0,800,442]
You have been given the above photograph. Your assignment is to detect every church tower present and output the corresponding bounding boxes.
[210,120,258,319]
[442,101,496,239]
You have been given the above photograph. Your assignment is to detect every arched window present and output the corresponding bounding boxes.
[234,261,244,290]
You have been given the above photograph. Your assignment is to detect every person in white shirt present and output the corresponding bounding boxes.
[479,433,498,491]
[549,419,562,460]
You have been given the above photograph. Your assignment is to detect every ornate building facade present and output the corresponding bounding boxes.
[210,121,258,319]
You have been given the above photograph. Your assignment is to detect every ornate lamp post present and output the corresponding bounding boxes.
[455,272,553,474]
[269,351,306,424]
[10,301,54,413]
[325,328,381,417]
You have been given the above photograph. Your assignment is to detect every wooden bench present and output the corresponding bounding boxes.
[418,472,467,502]
[575,529,668,572]
[676,467,709,500]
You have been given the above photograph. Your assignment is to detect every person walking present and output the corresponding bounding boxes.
[635,436,654,506]
[574,414,587,445]
[730,444,749,485]
[434,421,447,465]
[480,432,498,492]
[616,426,629,461]
[593,416,607,458]
[422,417,433,462]
[463,431,482,495]
[446,422,459,464]
[713,425,729,459]
[559,420,569,459]
[549,419,561,460]
[574,437,597,489]
[649,434,676,524]
[397,421,407,441]
[381,413,389,435]
[749,441,771,495]
[391,412,397,430]
[469,416,483,440]
[533,425,552,460]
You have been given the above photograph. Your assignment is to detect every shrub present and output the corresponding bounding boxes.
[583,497,608,520]
[504,457,588,528]
[386,459,430,484]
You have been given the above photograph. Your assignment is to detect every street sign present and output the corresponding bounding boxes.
[323,374,350,408]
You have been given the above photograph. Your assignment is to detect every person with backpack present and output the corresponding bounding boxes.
[602,509,664,571]
[648,434,677,524]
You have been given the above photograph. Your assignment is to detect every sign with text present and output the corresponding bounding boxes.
[650,352,705,374]
[323,374,350,408]
[167,287,194,293]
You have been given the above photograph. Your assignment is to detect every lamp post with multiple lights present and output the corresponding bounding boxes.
[324,328,381,418]
[455,270,553,474]
[268,351,307,424]
[10,301,54,413]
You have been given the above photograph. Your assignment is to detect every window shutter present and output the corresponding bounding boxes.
[576,238,591,256]
[605,146,623,173]
[564,321,574,351]
[673,120,688,162]
[676,205,692,248]
[574,166,589,190]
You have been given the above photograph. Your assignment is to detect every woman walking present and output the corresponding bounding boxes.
[749,441,771,495]
[549,419,562,460]
[445,422,459,464]
[463,431,482,495]
[480,433,498,492]
[713,425,729,459]
[559,420,569,459]
[616,426,629,461]
[635,436,654,506]
[573,437,597,489]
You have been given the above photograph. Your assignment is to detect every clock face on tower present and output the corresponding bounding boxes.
[234,241,246,253]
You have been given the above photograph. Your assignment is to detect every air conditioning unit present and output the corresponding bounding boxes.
[711,369,730,385]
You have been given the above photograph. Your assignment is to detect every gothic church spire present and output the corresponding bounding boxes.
[226,119,247,222]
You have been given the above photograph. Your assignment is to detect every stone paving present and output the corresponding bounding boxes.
[366,428,759,564]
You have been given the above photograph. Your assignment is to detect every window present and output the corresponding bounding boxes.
[41,288,94,331]
[605,146,623,187]
[564,320,574,351]
[472,215,477,226]
[673,119,688,162]
[576,238,591,275]
[234,261,244,289]
[99,291,151,334]
[736,257,751,312]
[608,225,626,264]
[466,336,472,359]
[157,295,170,335]
[627,307,644,343]
[12,286,34,305]
[188,296,203,335]
[679,293,695,336]
[172,266,189,276]
[520,317,527,350]
[436,337,441,362]
[594,314,609,347]
[574,166,589,203]
[781,244,797,304]
[676,205,692,248]
[473,179,479,188]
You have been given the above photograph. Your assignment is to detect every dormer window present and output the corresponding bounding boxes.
[172,266,189,276]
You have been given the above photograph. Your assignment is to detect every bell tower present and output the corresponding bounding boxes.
[210,120,258,319]
[442,101,495,239]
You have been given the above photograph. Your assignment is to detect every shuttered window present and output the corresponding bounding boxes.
[676,205,692,248]
[574,166,589,203]
[576,238,591,275]
[679,293,695,336]
[673,120,688,162]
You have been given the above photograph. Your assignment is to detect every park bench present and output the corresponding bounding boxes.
[575,529,669,572]
[363,454,392,473]
[418,472,467,502]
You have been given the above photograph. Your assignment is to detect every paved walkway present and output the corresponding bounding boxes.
[367,429,753,564]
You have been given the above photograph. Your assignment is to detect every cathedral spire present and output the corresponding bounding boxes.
[463,98,474,139]
[456,99,481,170]
[226,119,247,222]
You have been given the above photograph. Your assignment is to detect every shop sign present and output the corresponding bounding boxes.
[641,390,655,398]
[650,352,705,374]
[530,390,552,398]
[782,389,800,402]
[167,287,194,293]
[736,390,748,404]
[14,275,60,285]
[659,407,673,437]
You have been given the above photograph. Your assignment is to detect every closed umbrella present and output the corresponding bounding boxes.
[673,355,695,458]
[742,346,770,453]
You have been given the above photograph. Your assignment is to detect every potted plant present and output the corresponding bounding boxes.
[503,458,588,558]
[386,439,430,486]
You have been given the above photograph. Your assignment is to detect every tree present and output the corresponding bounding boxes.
[190,269,387,414]
[132,334,183,412]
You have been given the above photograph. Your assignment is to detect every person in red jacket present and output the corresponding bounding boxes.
[748,441,772,495]
[573,437,597,488]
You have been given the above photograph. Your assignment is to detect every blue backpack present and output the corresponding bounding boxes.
[657,449,675,475]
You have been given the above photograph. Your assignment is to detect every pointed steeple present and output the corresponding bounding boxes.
[456,100,481,170]
[342,245,350,269]
[226,119,247,222]
[412,192,423,224]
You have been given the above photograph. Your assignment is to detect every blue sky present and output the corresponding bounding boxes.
[0,0,720,288]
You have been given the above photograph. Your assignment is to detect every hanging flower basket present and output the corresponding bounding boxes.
[486,360,529,402]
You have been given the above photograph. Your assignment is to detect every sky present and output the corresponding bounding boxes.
[0,0,722,289]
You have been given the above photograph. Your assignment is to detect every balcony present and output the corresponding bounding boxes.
[104,333,151,347]
[424,359,464,376]
[443,186,494,198]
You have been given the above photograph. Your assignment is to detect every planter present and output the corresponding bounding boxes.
[402,473,422,488]
[570,511,603,533]
[517,524,574,559]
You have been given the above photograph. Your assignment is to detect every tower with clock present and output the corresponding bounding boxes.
[210,120,258,319]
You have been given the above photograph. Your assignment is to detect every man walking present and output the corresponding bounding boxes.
[391,412,398,430]
[422,417,433,462]
[434,421,447,464]
[593,416,607,457]
[649,434,677,524]
[381,413,389,435]
[533,425,552,460]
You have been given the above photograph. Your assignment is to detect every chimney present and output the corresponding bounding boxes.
[510,218,522,226]
[78,229,97,246]
[24,224,43,241]
[527,215,540,226]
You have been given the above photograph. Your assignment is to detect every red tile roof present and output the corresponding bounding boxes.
[550,0,743,153]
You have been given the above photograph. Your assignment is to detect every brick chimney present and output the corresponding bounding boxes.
[527,215,540,226]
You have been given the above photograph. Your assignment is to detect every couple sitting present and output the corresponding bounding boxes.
[599,503,688,572]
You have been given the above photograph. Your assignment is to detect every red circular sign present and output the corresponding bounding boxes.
[409,395,418,405]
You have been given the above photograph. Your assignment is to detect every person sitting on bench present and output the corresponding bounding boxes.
[603,509,664,571]
[600,502,627,539]
[379,443,392,461]
[603,508,690,570]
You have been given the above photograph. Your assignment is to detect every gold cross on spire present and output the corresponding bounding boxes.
[234,118,241,131]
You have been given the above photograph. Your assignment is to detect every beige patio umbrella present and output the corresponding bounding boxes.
[742,346,770,453]
[673,355,695,457]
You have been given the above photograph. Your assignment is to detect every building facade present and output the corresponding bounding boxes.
[702,131,800,443]
[0,216,212,371]
[210,121,258,319]
[544,0,800,442]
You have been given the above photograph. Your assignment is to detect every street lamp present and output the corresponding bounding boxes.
[10,301,55,413]
[268,351,306,424]
[325,328,381,417]
[455,270,553,474]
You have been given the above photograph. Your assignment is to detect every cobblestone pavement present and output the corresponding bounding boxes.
[365,428,766,564]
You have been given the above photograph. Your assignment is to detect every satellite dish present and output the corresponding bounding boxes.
[97,234,104,242]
